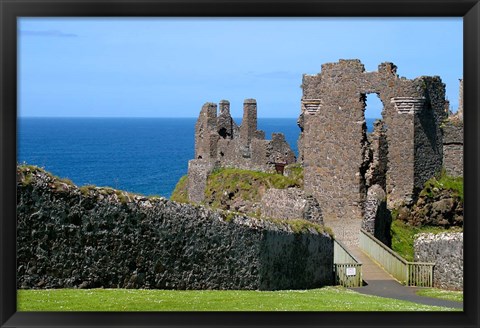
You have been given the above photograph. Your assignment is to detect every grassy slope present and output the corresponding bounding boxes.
[17,287,460,311]
[170,166,303,206]
[204,167,303,210]
[170,175,189,203]
[390,220,462,262]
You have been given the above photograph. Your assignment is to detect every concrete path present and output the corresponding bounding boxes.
[347,246,463,310]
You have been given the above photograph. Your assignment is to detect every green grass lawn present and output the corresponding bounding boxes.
[416,288,463,303]
[17,287,460,312]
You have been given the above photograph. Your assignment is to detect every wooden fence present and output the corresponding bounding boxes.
[359,229,434,287]
[333,238,363,287]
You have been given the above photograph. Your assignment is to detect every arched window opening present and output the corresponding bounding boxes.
[365,93,383,133]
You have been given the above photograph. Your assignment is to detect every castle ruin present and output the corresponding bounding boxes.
[186,59,463,247]
[188,99,296,203]
[299,59,460,245]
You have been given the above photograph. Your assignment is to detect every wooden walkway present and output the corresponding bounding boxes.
[347,246,396,282]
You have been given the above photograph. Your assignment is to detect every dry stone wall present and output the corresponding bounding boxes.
[17,166,334,290]
[414,232,463,290]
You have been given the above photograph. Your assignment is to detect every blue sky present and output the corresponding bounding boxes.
[18,18,462,118]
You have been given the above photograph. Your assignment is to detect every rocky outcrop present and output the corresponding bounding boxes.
[17,165,334,290]
[414,232,463,290]
[399,188,463,227]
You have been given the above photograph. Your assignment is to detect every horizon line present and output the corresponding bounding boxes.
[18,116,383,120]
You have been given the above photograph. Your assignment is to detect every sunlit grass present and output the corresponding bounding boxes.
[416,288,463,303]
[18,287,460,312]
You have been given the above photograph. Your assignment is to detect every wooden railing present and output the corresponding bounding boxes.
[359,229,434,287]
[407,262,434,287]
[333,239,363,288]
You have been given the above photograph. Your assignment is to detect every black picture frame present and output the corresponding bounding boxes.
[1,1,479,327]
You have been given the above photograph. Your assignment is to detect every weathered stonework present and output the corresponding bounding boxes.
[458,79,463,120]
[442,119,463,177]
[260,188,323,225]
[365,120,388,189]
[187,159,218,204]
[188,99,296,203]
[414,232,463,290]
[300,59,446,245]
[194,99,295,169]
[441,79,463,176]
[362,184,391,247]
[17,166,334,290]
[441,79,464,177]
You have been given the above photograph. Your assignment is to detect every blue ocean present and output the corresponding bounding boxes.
[18,118,376,198]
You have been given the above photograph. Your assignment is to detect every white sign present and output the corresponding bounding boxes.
[346,267,356,276]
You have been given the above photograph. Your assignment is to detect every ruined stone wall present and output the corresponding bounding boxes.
[458,79,463,120]
[441,79,463,177]
[300,60,445,245]
[17,166,334,290]
[362,184,391,247]
[187,159,217,203]
[365,120,388,189]
[442,119,463,177]
[381,78,444,208]
[301,60,371,225]
[414,232,463,290]
[389,91,445,204]
[217,99,240,139]
[413,77,448,193]
[260,188,323,225]
[194,99,295,173]
[194,102,218,160]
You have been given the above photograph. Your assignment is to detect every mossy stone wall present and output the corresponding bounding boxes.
[17,166,334,290]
